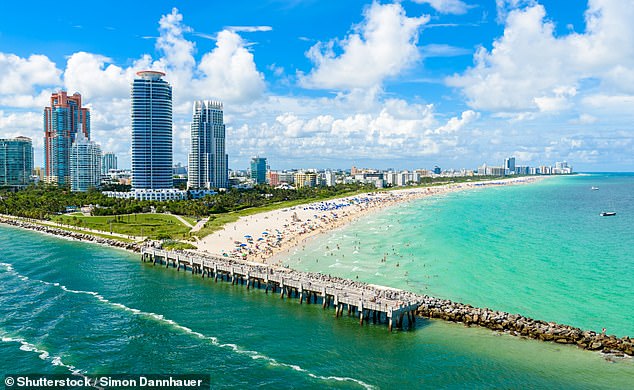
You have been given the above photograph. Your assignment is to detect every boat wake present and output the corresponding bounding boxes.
[0,262,374,389]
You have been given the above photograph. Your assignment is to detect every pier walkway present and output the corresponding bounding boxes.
[141,247,422,331]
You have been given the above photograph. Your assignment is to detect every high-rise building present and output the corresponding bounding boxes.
[250,157,267,185]
[131,70,173,190]
[102,152,118,175]
[504,157,516,173]
[324,171,336,186]
[70,133,101,192]
[44,91,90,186]
[0,137,33,187]
[188,100,228,189]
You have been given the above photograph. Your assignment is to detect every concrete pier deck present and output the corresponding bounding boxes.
[141,247,422,331]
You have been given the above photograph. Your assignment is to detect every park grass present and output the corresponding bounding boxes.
[180,215,198,226]
[51,213,191,240]
[162,241,197,250]
[26,219,136,243]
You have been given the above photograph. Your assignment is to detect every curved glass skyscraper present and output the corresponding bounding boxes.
[131,71,173,190]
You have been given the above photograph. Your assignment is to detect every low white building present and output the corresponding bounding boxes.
[104,188,186,201]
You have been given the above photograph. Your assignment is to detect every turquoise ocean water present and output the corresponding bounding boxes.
[1,173,633,388]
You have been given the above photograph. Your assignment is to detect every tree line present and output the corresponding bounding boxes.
[0,183,376,220]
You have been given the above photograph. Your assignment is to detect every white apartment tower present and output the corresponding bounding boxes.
[70,132,101,192]
[188,100,228,189]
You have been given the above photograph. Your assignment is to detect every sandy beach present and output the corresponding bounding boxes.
[196,176,544,264]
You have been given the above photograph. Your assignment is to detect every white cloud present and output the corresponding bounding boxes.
[227,26,273,33]
[299,2,429,90]
[581,94,634,111]
[570,113,598,124]
[0,110,44,150]
[430,110,479,134]
[196,30,266,104]
[411,0,471,15]
[533,86,577,113]
[64,52,132,101]
[449,0,634,117]
[0,53,61,108]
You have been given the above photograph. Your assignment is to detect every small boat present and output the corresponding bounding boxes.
[600,212,616,216]
[591,186,599,190]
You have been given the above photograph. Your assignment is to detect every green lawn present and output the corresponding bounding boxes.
[51,213,192,240]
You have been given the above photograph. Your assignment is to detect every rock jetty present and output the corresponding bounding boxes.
[416,296,633,357]
[0,216,141,253]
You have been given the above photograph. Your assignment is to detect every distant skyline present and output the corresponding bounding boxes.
[1,0,633,171]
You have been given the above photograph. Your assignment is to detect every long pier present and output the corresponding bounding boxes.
[141,247,422,331]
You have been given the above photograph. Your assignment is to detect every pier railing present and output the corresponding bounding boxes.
[141,247,422,331]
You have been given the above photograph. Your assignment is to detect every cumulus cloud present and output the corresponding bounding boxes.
[448,0,634,116]
[226,93,479,165]
[0,53,61,95]
[0,54,61,110]
[196,30,266,104]
[64,52,132,101]
[299,2,429,90]
[430,110,479,134]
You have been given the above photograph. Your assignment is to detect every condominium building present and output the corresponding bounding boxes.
[102,152,118,175]
[504,157,516,173]
[250,157,267,185]
[44,91,90,186]
[294,172,317,188]
[0,136,33,187]
[131,71,173,190]
[70,133,101,192]
[324,170,337,186]
[188,100,228,189]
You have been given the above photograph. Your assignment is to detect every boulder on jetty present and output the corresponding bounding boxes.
[0,216,141,252]
[415,297,633,357]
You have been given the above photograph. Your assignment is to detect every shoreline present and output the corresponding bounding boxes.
[4,174,631,356]
[196,176,547,264]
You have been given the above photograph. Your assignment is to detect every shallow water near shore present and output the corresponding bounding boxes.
[1,174,633,388]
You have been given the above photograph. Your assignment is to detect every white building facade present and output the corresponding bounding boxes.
[70,133,101,192]
[188,100,228,189]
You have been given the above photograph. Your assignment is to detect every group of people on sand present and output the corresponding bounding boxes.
[207,177,540,264]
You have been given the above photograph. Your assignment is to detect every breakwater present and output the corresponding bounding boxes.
[0,216,140,252]
[1,216,631,356]
[416,299,633,357]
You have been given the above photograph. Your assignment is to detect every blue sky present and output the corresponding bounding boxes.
[1,0,633,171]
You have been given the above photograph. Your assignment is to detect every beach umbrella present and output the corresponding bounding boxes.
[239,243,247,247]
[262,232,269,235]
[244,235,252,238]
[258,238,264,241]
